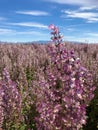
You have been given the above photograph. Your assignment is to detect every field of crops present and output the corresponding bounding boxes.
[0,26,98,130]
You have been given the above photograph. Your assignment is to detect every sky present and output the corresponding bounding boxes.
[0,0,98,43]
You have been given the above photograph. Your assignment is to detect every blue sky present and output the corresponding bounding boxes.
[0,0,98,43]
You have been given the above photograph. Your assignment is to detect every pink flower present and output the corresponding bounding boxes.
[35,24,95,130]
[49,24,55,30]
[49,24,59,34]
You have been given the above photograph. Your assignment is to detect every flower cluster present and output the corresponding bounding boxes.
[35,24,95,130]
[0,68,21,128]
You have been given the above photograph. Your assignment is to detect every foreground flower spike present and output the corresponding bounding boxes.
[0,68,21,128]
[35,24,96,130]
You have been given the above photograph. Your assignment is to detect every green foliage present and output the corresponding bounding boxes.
[83,86,98,130]
[21,103,37,130]
[25,66,34,86]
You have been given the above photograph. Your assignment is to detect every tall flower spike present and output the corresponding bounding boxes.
[35,24,95,130]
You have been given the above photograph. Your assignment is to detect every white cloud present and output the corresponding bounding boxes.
[79,6,97,11]
[0,28,15,34]
[0,28,50,42]
[16,10,49,16]
[0,17,6,21]
[63,10,98,23]
[0,27,48,35]
[66,28,75,31]
[44,0,98,7]
[0,28,49,41]
[15,31,48,36]
[64,36,98,43]
[87,18,98,23]
[87,32,98,37]
[44,0,88,5]
[10,22,48,29]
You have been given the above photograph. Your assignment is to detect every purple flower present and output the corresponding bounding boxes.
[0,68,22,128]
[35,24,96,130]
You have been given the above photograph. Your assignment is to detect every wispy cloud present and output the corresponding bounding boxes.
[15,30,48,36]
[0,17,6,21]
[16,10,49,16]
[87,32,98,37]
[0,28,15,34]
[44,0,88,5]
[44,0,98,7]
[67,28,75,31]
[0,28,49,42]
[9,22,48,29]
[79,6,97,11]
[0,27,49,37]
[62,10,98,23]
[64,35,98,43]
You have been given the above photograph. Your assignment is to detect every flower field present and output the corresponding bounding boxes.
[0,25,98,130]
